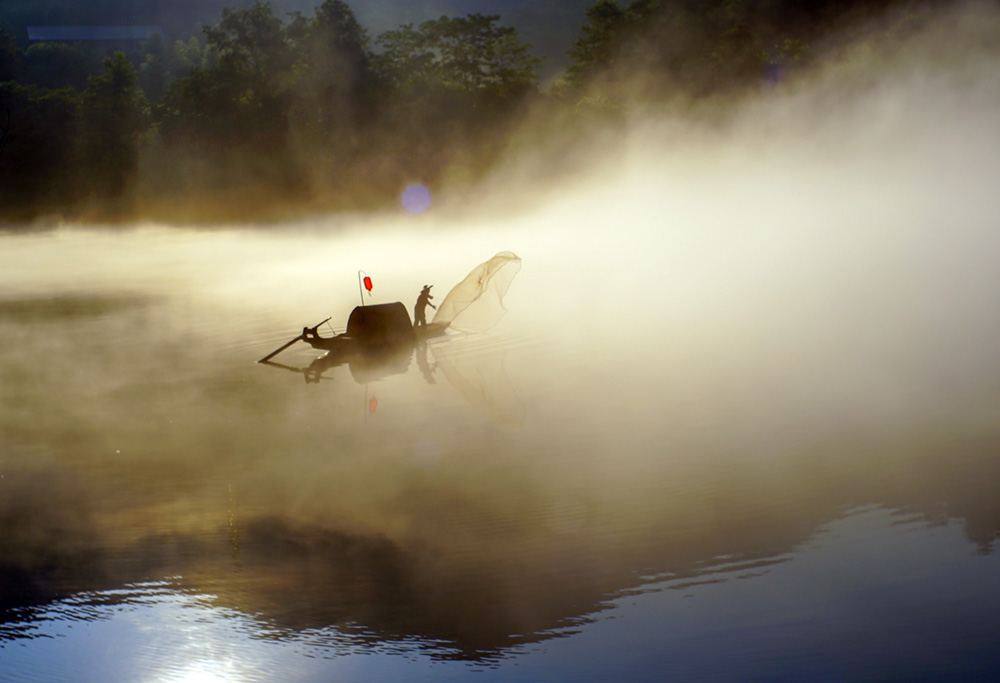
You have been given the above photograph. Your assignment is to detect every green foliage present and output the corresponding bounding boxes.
[0,0,918,222]
[369,12,543,197]
[0,23,21,82]
[203,1,295,90]
[769,37,809,68]
[173,34,213,75]
[424,14,541,96]
[291,0,373,145]
[0,81,80,211]
[22,42,102,90]
[79,52,147,199]
[164,2,295,147]
[313,0,369,56]
[378,14,541,100]
[564,0,824,98]
[138,33,172,103]
[565,0,629,88]
[375,23,435,94]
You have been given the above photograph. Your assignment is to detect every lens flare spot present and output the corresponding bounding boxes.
[401,184,431,213]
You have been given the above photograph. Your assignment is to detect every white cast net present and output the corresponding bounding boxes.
[432,251,521,333]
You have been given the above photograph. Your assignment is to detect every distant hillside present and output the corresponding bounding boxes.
[0,0,592,78]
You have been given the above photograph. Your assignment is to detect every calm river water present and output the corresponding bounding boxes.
[4,56,1000,680]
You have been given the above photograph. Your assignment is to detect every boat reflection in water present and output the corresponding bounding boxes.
[261,309,524,427]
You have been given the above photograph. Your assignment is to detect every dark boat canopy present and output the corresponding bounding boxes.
[346,302,415,347]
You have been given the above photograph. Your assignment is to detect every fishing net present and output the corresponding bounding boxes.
[432,251,522,333]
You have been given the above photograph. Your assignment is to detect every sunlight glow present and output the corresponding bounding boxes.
[179,671,224,683]
[162,664,231,683]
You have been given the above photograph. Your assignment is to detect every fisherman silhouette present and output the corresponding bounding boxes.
[414,285,436,328]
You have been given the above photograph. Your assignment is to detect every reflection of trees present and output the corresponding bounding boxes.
[3,422,1000,657]
[862,434,1000,552]
[0,467,104,615]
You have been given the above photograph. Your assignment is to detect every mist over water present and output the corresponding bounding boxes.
[3,4,1000,679]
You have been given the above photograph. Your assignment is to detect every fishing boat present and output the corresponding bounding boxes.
[301,302,449,353]
[257,252,521,375]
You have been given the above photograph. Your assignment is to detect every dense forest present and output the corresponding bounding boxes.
[0,0,934,222]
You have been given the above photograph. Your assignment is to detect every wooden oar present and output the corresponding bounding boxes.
[258,317,331,363]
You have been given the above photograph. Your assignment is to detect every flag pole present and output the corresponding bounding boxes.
[358,270,365,306]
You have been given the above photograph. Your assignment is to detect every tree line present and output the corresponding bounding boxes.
[0,0,913,222]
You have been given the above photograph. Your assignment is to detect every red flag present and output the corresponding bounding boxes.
[363,276,373,293]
